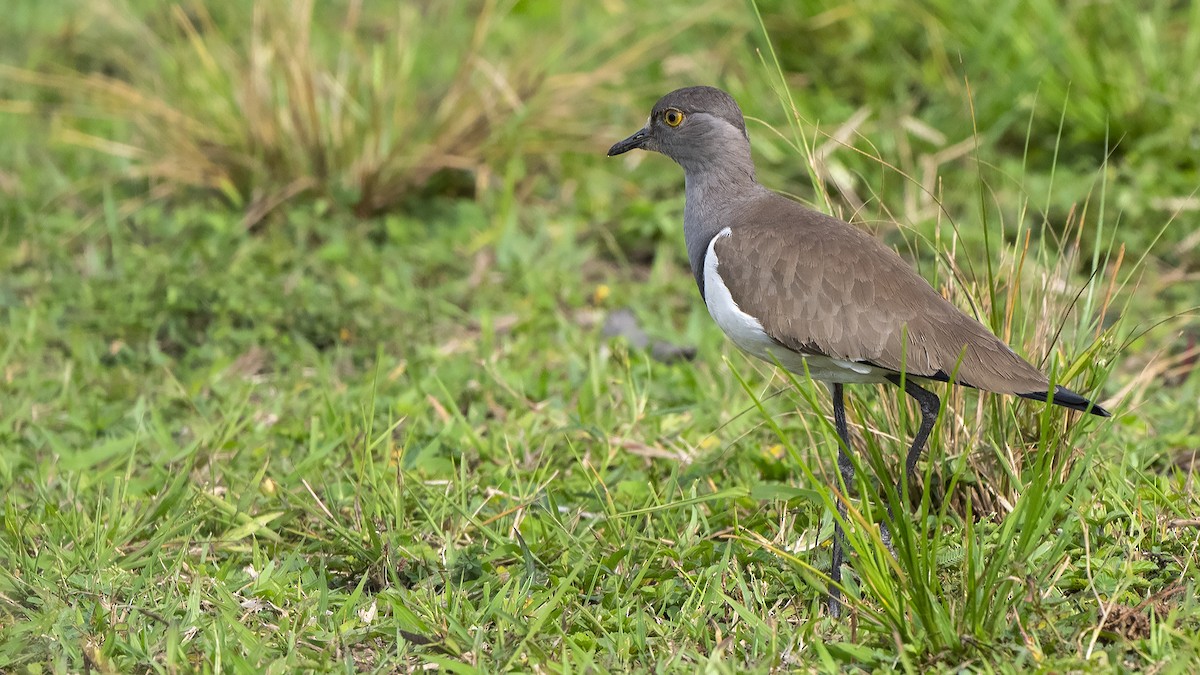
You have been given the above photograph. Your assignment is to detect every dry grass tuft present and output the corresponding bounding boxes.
[2,0,684,223]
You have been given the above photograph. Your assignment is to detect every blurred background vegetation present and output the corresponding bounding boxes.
[2,0,1198,670]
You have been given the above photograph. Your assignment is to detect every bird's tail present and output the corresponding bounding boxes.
[1018,385,1111,417]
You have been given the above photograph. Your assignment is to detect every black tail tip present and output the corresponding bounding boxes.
[1019,386,1111,417]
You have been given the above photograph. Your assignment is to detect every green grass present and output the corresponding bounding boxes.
[2,0,1200,671]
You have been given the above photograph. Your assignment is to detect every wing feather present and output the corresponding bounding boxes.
[712,194,1049,395]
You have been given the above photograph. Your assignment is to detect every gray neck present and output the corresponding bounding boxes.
[681,144,761,299]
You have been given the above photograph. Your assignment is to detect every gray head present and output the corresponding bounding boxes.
[608,86,754,177]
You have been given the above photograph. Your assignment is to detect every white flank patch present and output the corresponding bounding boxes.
[703,228,888,384]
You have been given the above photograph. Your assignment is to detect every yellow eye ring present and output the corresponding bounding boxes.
[663,109,684,127]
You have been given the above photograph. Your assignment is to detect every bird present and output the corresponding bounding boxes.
[606,85,1110,617]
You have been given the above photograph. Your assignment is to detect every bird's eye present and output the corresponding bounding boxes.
[663,109,684,127]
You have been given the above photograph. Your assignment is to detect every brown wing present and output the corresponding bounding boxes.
[713,194,1050,395]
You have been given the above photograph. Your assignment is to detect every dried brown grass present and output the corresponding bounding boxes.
[2,0,705,224]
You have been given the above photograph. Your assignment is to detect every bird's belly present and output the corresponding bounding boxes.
[704,231,888,385]
[721,323,888,384]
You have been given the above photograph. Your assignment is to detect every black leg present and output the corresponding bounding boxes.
[832,384,855,491]
[880,376,940,551]
[828,383,855,617]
